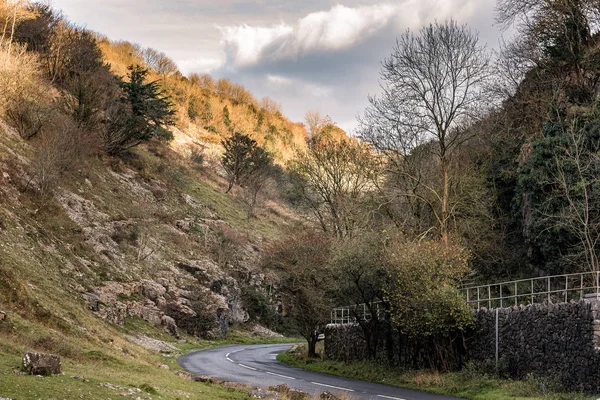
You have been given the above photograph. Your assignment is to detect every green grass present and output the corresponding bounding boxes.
[0,352,249,400]
[0,130,301,399]
[0,315,301,400]
[277,346,596,400]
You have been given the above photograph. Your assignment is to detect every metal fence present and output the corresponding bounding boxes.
[331,272,600,324]
[463,271,600,309]
[330,301,386,324]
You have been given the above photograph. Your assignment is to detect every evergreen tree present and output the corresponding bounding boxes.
[517,103,600,273]
[102,65,174,155]
[221,132,271,193]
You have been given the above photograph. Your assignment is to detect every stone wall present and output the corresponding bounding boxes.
[325,301,600,392]
[469,301,600,392]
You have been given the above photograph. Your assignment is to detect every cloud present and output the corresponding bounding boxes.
[219,3,402,67]
[218,1,489,70]
[178,57,225,74]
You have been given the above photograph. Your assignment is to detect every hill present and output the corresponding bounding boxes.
[0,1,318,398]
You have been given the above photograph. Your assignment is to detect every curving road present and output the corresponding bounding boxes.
[177,344,460,400]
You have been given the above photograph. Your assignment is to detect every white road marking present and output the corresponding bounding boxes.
[238,363,257,371]
[266,371,296,380]
[377,395,406,400]
[226,357,234,363]
[225,353,230,357]
[311,382,354,392]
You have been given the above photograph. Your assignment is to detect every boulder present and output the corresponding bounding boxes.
[82,293,101,312]
[320,393,342,400]
[22,352,61,376]
[0,311,6,321]
[161,315,180,339]
[139,280,166,302]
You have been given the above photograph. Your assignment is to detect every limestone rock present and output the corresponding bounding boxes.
[0,311,6,321]
[139,280,166,302]
[174,370,193,380]
[22,352,61,376]
[320,392,342,400]
[161,315,180,339]
[128,299,163,326]
[252,324,283,338]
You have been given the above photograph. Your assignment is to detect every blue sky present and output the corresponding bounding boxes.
[51,0,500,133]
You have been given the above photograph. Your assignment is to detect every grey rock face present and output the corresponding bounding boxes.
[22,352,61,376]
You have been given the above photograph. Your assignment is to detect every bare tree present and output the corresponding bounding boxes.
[291,134,379,238]
[496,0,600,102]
[143,47,178,78]
[259,97,281,114]
[359,20,491,244]
[0,0,37,54]
[304,110,332,141]
[536,109,600,272]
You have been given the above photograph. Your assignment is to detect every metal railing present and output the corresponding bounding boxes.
[331,272,600,324]
[330,301,386,324]
[462,271,600,309]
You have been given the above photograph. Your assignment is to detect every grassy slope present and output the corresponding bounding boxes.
[0,121,300,398]
[277,346,595,400]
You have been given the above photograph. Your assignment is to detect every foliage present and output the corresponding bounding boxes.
[262,228,332,357]
[102,65,174,155]
[329,232,390,359]
[0,43,52,139]
[517,103,600,273]
[496,0,600,103]
[385,240,472,339]
[221,131,272,194]
[290,133,379,238]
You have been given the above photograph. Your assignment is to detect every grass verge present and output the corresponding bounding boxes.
[277,345,596,400]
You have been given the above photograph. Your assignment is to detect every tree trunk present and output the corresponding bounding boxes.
[225,179,234,194]
[307,331,319,358]
[440,157,450,245]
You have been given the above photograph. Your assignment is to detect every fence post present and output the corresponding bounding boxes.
[531,279,534,305]
[495,308,499,372]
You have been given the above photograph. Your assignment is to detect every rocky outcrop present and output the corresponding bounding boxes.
[22,352,61,376]
[83,258,251,339]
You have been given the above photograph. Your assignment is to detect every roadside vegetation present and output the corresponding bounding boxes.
[1,0,600,398]
[278,346,594,400]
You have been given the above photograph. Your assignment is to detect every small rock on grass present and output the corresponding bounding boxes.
[22,352,61,376]
[174,370,193,380]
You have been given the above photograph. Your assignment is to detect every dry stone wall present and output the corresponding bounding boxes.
[325,301,600,392]
[469,301,600,392]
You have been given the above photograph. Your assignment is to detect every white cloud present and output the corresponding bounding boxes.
[218,1,484,68]
[219,3,400,67]
[291,4,397,53]
[219,23,293,66]
[266,74,332,98]
[178,57,225,74]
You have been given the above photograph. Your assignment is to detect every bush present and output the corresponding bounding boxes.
[29,113,95,197]
[0,44,54,139]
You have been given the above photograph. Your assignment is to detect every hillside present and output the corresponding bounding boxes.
[0,1,318,398]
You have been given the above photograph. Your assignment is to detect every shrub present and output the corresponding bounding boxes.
[29,113,94,197]
[0,44,54,139]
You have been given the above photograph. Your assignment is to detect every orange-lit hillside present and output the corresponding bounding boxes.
[97,38,309,163]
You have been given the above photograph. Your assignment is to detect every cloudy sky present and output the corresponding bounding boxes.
[51,0,500,133]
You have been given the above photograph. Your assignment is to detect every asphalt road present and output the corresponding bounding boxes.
[177,344,461,400]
